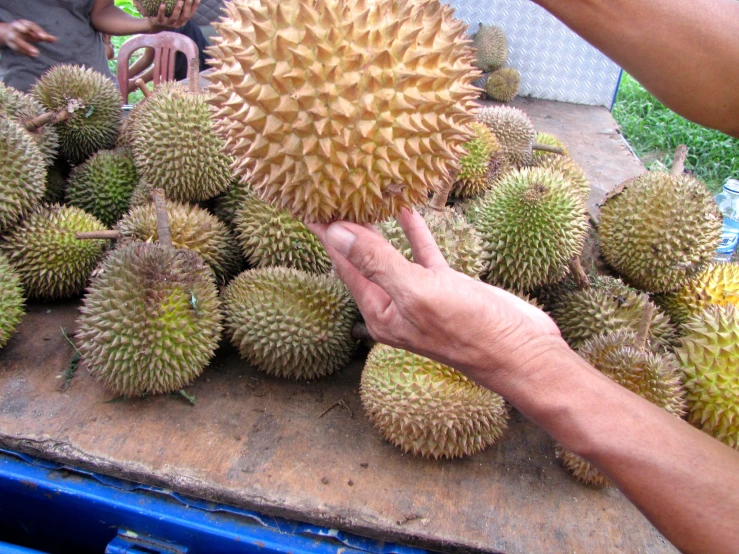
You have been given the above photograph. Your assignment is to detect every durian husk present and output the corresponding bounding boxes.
[532,156,590,204]
[0,252,25,349]
[470,23,508,73]
[477,106,535,167]
[676,305,739,449]
[206,0,480,223]
[135,0,179,16]
[361,344,508,459]
[532,132,569,162]
[118,81,188,147]
[485,67,520,103]
[0,82,59,166]
[212,180,252,227]
[77,243,223,397]
[222,267,359,380]
[453,122,506,199]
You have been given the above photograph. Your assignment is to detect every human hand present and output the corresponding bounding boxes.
[0,20,55,57]
[308,209,564,392]
[135,0,201,31]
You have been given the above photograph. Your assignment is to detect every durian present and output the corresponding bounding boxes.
[470,23,508,73]
[475,167,588,291]
[485,67,520,103]
[598,172,722,293]
[0,205,108,300]
[361,344,508,459]
[0,253,25,349]
[533,132,569,161]
[207,0,480,223]
[76,243,223,397]
[676,305,739,449]
[533,155,590,203]
[66,147,138,227]
[380,207,485,278]
[0,117,46,233]
[477,106,535,167]
[233,191,331,274]
[212,180,252,226]
[135,0,179,16]
[222,267,358,380]
[118,81,188,147]
[453,122,505,199]
[0,82,59,166]
[32,65,121,164]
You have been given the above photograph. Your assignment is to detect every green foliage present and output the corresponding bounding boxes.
[114,0,139,16]
[613,73,738,194]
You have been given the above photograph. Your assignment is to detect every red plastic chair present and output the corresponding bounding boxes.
[116,31,199,103]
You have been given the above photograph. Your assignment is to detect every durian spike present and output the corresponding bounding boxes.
[76,230,121,240]
[24,108,71,132]
[428,170,458,211]
[670,144,688,177]
[532,142,565,155]
[135,79,152,99]
[188,58,200,94]
[634,302,655,351]
[151,189,172,247]
[568,256,590,290]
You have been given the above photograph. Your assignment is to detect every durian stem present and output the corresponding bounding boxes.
[135,79,151,99]
[634,302,655,351]
[670,145,688,176]
[532,142,565,155]
[428,170,458,211]
[25,108,70,131]
[75,230,121,240]
[568,256,590,290]
[352,322,372,342]
[151,189,172,248]
[188,57,200,94]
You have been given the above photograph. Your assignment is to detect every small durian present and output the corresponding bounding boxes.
[676,305,739,449]
[207,0,480,223]
[135,0,179,16]
[0,117,46,233]
[485,68,520,103]
[533,155,590,203]
[233,191,331,274]
[0,82,59,166]
[66,147,138,227]
[380,207,485,278]
[533,132,569,162]
[361,344,508,459]
[222,267,359,380]
[654,262,739,327]
[598,171,722,293]
[453,122,505,199]
[0,253,25,349]
[477,106,535,167]
[32,65,121,163]
[475,167,589,291]
[470,23,508,73]
[0,204,108,300]
[77,243,223,397]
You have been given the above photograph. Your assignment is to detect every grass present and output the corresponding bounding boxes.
[612,73,738,194]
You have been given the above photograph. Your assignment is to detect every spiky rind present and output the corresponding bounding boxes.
[207,0,480,223]
[655,262,739,327]
[0,82,59,165]
[233,191,331,273]
[0,204,108,300]
[212,181,252,226]
[485,67,520,102]
[0,253,25,349]
[118,81,188,147]
[533,132,569,162]
[533,155,589,203]
[555,447,612,488]
[361,344,508,459]
[477,106,534,167]
[223,267,359,380]
[67,147,138,227]
[117,199,241,283]
[676,305,739,449]
[77,243,222,397]
[380,207,485,278]
[131,89,233,202]
[0,117,46,233]
[32,65,121,164]
[453,122,504,198]
[470,23,508,73]
[135,0,179,16]
[476,167,588,291]
[599,172,722,293]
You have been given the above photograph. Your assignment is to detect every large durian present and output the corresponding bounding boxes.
[117,199,241,283]
[676,305,739,449]
[32,65,121,164]
[77,243,223,397]
[118,81,188,148]
[470,23,508,73]
[0,82,59,166]
[453,122,504,199]
[361,344,508,459]
[0,253,25,350]
[485,67,520,103]
[598,172,722,293]
[66,147,138,227]
[222,267,358,380]
[477,106,535,167]
[135,0,179,16]
[207,0,480,223]
[233,190,331,274]
[0,117,46,233]
[0,205,108,300]
[654,262,739,327]
[533,155,590,203]
[475,167,588,291]
[380,207,485,278]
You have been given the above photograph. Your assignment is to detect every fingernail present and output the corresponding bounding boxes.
[325,223,356,257]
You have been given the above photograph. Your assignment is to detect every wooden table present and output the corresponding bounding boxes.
[0,99,672,554]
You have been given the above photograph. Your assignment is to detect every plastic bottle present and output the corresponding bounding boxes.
[714,178,739,262]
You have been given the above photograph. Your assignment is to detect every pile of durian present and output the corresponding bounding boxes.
[0,0,736,487]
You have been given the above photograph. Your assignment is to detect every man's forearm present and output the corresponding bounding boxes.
[532,0,739,137]
[492,341,739,554]
[90,3,154,36]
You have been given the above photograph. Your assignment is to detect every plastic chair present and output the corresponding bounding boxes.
[116,31,199,103]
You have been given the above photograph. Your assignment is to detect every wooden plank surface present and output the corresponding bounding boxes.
[0,100,672,554]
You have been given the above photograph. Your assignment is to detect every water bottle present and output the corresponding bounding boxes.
[714,178,739,262]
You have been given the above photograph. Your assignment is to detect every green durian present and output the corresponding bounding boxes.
[118,81,188,147]
[0,82,59,166]
[533,132,569,162]
[361,344,508,459]
[676,305,739,449]
[222,267,358,380]
[0,253,25,349]
[598,172,722,293]
[212,180,252,226]
[533,155,590,203]
[135,0,179,16]
[77,243,222,397]
[470,23,508,73]
[477,106,535,167]
[485,67,520,103]
[453,122,505,199]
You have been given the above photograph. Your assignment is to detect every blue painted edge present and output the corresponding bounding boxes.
[0,448,425,554]
[610,69,624,111]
